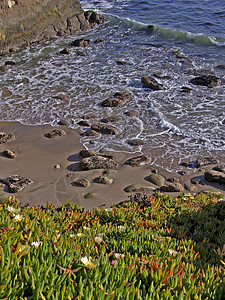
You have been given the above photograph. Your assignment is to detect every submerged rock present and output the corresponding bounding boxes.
[71,38,90,47]
[141,76,164,90]
[101,92,131,107]
[0,132,15,144]
[0,175,33,193]
[91,123,118,135]
[190,75,221,88]
[127,139,144,146]
[204,170,225,184]
[60,48,71,54]
[80,156,118,170]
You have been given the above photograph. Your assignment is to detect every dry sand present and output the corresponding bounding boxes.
[0,121,224,210]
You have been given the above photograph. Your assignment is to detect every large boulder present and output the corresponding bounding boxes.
[147,173,165,187]
[190,75,221,88]
[0,175,33,193]
[0,0,104,54]
[80,156,118,170]
[204,170,225,184]
[161,182,184,193]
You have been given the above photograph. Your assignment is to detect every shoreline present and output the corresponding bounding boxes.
[0,121,224,210]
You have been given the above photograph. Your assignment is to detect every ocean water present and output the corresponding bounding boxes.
[0,0,224,170]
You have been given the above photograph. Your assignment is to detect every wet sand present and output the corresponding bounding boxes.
[0,121,224,210]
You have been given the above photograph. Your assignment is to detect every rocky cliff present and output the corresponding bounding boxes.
[0,0,104,54]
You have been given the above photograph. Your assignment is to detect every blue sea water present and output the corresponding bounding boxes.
[0,0,224,170]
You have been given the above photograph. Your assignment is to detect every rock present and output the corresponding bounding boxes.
[54,164,61,169]
[94,38,105,43]
[100,116,122,123]
[3,149,16,159]
[80,130,100,137]
[0,132,15,144]
[91,123,118,135]
[84,10,105,27]
[95,175,113,185]
[184,183,198,192]
[172,50,191,61]
[80,150,98,158]
[0,175,33,193]
[71,38,90,47]
[124,184,154,193]
[167,177,180,183]
[141,76,164,90]
[77,120,91,127]
[116,60,126,65]
[147,173,165,186]
[57,119,71,126]
[84,192,93,199]
[180,86,192,93]
[216,65,225,69]
[190,178,202,185]
[80,156,118,170]
[204,170,225,184]
[153,73,170,79]
[124,111,139,118]
[190,75,221,88]
[60,48,71,54]
[0,65,7,72]
[76,49,87,56]
[127,139,144,146]
[45,129,66,139]
[196,157,219,168]
[73,179,90,187]
[161,182,184,192]
[101,92,131,107]
[4,61,16,66]
[151,169,158,174]
[53,94,69,101]
[213,165,225,173]
[177,170,187,176]
[125,155,149,167]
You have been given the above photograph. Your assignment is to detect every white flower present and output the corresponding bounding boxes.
[31,241,43,249]
[117,225,126,231]
[7,206,20,213]
[77,233,84,237]
[83,226,91,231]
[168,249,178,255]
[105,208,113,212]
[114,253,125,259]
[81,256,97,269]
[94,236,103,243]
[13,214,24,222]
[218,199,225,202]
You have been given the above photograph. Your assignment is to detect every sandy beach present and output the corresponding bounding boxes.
[0,121,224,210]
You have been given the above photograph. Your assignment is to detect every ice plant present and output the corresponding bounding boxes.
[94,236,103,243]
[31,241,43,249]
[13,214,24,222]
[168,249,178,255]
[7,206,20,213]
[81,256,97,269]
[77,233,84,237]
[114,253,125,259]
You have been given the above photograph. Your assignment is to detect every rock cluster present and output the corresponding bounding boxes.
[0,132,15,144]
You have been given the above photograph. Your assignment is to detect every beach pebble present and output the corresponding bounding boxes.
[53,94,69,101]
[167,177,180,183]
[45,129,66,139]
[116,60,126,65]
[125,155,149,167]
[101,92,131,107]
[0,132,15,144]
[95,175,113,185]
[213,165,225,173]
[54,164,61,169]
[91,123,118,135]
[0,65,7,72]
[0,175,33,193]
[161,182,184,193]
[3,149,16,159]
[180,86,192,93]
[73,179,90,188]
[141,76,164,90]
[147,173,165,186]
[80,156,118,170]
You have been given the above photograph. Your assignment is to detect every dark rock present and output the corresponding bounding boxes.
[3,149,16,159]
[77,120,91,127]
[45,129,66,139]
[95,175,113,185]
[127,139,144,146]
[84,10,105,26]
[80,150,98,158]
[94,38,105,43]
[101,92,131,107]
[180,86,192,93]
[151,169,158,174]
[53,94,69,101]
[4,61,16,66]
[172,50,191,61]
[190,75,221,88]
[91,123,118,135]
[216,65,225,69]
[124,111,139,118]
[0,132,15,144]
[100,116,122,123]
[196,157,219,168]
[180,160,190,167]
[80,156,118,170]
[146,25,155,33]
[71,38,90,47]
[125,155,149,167]
[222,119,225,125]
[57,119,71,126]
[0,175,33,193]
[167,177,180,183]
[80,130,100,137]
[213,165,225,173]
[190,178,202,185]
[177,171,187,176]
[161,182,184,192]
[60,48,71,54]
[116,193,151,209]
[0,65,7,72]
[73,179,90,187]
[204,170,225,184]
[153,73,170,79]
[124,184,154,193]
[141,76,164,90]
[147,173,165,186]
[116,60,126,65]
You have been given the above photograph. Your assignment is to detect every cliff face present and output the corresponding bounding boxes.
[0,0,104,54]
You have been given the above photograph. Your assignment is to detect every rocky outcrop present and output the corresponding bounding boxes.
[0,0,104,54]
[0,175,33,192]
[80,156,118,170]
